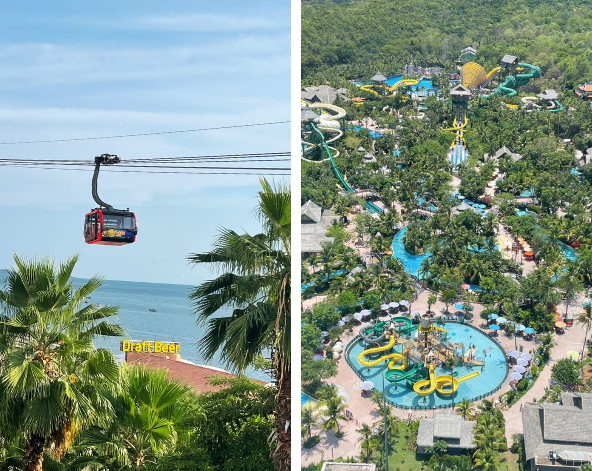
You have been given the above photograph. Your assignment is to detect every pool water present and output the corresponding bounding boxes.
[347,322,508,408]
[392,226,429,276]
[353,126,383,139]
[301,269,345,291]
[516,210,578,261]
[385,75,435,92]
[301,392,314,406]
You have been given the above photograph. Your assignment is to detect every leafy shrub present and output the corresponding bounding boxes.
[303,436,321,448]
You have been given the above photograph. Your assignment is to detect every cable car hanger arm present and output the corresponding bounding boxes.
[92,154,120,210]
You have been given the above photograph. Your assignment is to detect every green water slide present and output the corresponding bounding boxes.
[391,316,418,336]
[549,100,563,113]
[364,321,389,336]
[492,63,542,97]
[310,122,384,214]
[385,362,424,383]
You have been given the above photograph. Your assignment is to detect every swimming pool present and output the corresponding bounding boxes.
[385,75,435,92]
[301,392,314,406]
[353,126,383,139]
[347,322,508,409]
[301,270,345,291]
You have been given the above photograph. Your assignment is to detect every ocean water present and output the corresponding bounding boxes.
[0,270,269,381]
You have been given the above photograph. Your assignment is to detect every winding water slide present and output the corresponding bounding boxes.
[413,365,481,396]
[358,335,407,369]
[391,316,418,336]
[442,114,468,167]
[491,63,542,97]
[385,361,424,382]
[521,96,563,113]
[301,102,346,162]
[360,79,418,98]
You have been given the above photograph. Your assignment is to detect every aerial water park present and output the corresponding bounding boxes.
[347,313,508,409]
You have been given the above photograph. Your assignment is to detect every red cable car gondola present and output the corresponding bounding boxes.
[84,154,137,246]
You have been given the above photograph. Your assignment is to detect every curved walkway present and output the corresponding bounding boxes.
[301,291,589,466]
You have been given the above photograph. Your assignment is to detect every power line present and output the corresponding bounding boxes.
[1,164,290,176]
[0,121,290,145]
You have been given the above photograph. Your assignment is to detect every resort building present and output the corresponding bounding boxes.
[416,409,477,454]
[575,83,592,100]
[404,64,443,76]
[459,46,477,63]
[301,85,350,104]
[522,393,592,471]
[320,463,376,471]
[301,200,340,258]
[484,146,522,163]
[127,353,267,394]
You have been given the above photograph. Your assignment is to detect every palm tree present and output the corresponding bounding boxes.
[317,383,339,402]
[356,423,375,461]
[301,408,322,440]
[473,447,500,471]
[0,254,123,471]
[323,397,348,433]
[187,179,291,471]
[455,398,474,420]
[577,304,592,372]
[71,365,192,469]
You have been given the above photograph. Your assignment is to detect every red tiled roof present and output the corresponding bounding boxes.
[128,354,267,393]
[580,84,592,92]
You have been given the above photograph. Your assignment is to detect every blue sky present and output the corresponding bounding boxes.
[0,0,290,285]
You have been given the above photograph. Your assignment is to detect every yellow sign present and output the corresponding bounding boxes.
[120,340,180,354]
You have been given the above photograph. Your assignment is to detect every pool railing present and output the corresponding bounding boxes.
[343,319,510,410]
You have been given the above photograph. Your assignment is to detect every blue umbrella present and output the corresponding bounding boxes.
[488,313,498,320]
[490,324,500,330]
[524,327,535,334]
[479,204,486,209]
[455,303,464,310]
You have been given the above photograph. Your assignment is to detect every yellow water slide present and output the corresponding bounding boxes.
[435,370,481,395]
[358,335,408,370]
[486,67,501,81]
[360,84,385,97]
[462,62,502,88]
[413,364,437,396]
[388,79,418,92]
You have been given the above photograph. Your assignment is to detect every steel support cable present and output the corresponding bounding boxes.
[0,121,290,145]
[0,164,290,175]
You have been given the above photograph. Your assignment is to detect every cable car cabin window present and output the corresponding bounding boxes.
[84,213,100,242]
[102,214,136,230]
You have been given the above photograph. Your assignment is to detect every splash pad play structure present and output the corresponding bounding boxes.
[347,316,508,408]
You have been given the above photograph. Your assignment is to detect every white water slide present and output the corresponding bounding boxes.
[301,101,346,162]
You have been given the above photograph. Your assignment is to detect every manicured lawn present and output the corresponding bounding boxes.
[369,422,430,471]
[501,450,520,471]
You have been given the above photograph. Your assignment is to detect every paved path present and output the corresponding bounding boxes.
[503,303,587,441]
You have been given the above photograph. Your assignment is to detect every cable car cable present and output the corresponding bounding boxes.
[0,120,290,145]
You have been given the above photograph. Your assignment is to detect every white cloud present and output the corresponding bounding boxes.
[0,36,290,88]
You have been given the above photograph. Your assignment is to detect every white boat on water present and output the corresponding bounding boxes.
[149,308,157,312]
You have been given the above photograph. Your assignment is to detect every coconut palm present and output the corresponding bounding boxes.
[455,398,474,420]
[577,304,592,372]
[70,365,192,469]
[0,254,123,471]
[473,447,500,471]
[356,423,375,461]
[323,397,348,433]
[187,179,291,470]
[301,407,322,440]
